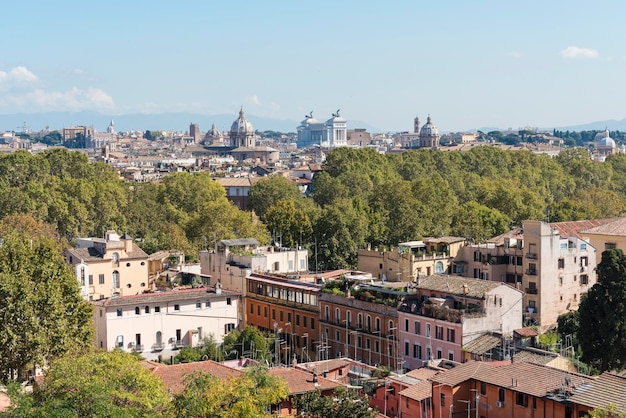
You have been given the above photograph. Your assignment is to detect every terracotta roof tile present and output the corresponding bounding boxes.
[580,217,626,237]
[568,372,626,412]
[514,327,539,338]
[399,380,432,401]
[268,367,340,395]
[551,218,618,239]
[149,360,242,394]
[462,334,502,355]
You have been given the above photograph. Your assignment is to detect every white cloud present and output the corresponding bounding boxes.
[0,66,115,112]
[506,51,523,59]
[561,46,599,59]
[244,94,261,105]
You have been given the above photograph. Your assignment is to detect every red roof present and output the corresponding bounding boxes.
[268,367,340,395]
[148,360,242,394]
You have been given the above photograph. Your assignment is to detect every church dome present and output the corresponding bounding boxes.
[420,115,439,137]
[595,128,615,148]
[230,108,255,135]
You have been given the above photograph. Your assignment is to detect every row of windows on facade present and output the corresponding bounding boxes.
[248,302,315,329]
[250,282,317,306]
[115,298,232,316]
[80,270,145,289]
[111,324,236,351]
[402,318,456,342]
[440,384,534,408]
[323,306,395,334]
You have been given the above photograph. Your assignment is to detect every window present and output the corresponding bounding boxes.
[296,314,300,326]
[375,340,380,353]
[366,338,371,349]
[288,312,292,323]
[375,317,380,331]
[112,271,120,289]
[435,326,443,340]
[257,305,260,316]
[196,301,201,309]
[145,306,150,314]
[272,309,275,319]
[264,307,268,317]
[581,243,587,250]
[404,341,409,356]
[581,256,588,267]
[558,258,565,269]
[335,308,340,324]
[435,261,444,274]
[155,306,160,313]
[413,344,421,359]
[414,321,421,335]
[88,274,93,285]
[250,303,254,314]
[515,392,528,407]
[440,393,445,407]
[358,336,362,348]
[581,275,589,285]
[336,330,340,343]
[447,328,455,343]
[225,323,235,333]
[174,304,180,311]
[280,311,284,321]
[606,243,617,250]
[303,316,307,327]
[116,335,123,348]
[498,388,505,403]
[448,352,454,361]
[99,274,105,285]
[112,252,119,264]
[205,300,211,308]
[116,308,122,317]
[226,298,232,305]
[311,318,315,330]
[404,318,409,332]
[480,382,486,395]
[426,324,431,337]
[358,313,363,329]
[437,349,442,359]
[135,307,140,315]
[367,315,371,331]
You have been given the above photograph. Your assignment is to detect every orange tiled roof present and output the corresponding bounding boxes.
[568,372,626,412]
[579,217,626,237]
[551,218,618,239]
[149,360,242,394]
[268,367,340,395]
[399,380,432,402]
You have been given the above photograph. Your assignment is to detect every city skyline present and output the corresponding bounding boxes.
[2,1,626,132]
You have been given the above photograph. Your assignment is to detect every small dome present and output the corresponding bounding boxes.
[302,117,321,125]
[596,128,615,148]
[420,115,439,137]
[230,108,255,135]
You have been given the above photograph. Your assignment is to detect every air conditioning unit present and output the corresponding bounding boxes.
[496,401,504,408]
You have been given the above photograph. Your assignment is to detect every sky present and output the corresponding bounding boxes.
[1,0,626,132]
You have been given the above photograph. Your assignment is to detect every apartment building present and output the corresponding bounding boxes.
[319,284,408,369]
[245,273,321,363]
[199,238,308,293]
[453,220,602,330]
[580,217,626,254]
[358,237,466,282]
[92,286,240,361]
[398,275,523,370]
[64,230,149,300]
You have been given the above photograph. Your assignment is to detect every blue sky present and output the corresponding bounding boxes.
[1,0,625,132]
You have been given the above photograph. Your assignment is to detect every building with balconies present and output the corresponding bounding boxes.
[358,237,466,282]
[92,285,240,361]
[245,273,321,364]
[453,220,605,331]
[397,275,523,370]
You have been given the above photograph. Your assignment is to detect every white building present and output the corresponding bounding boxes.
[199,238,309,293]
[92,286,240,361]
[297,110,347,148]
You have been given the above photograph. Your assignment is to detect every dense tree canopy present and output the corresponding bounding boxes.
[0,231,92,381]
[293,386,377,418]
[578,249,626,371]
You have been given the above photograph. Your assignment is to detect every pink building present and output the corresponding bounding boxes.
[398,275,523,370]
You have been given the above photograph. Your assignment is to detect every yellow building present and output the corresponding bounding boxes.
[581,217,626,255]
[65,230,150,300]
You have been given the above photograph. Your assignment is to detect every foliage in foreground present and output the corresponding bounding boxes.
[293,386,377,418]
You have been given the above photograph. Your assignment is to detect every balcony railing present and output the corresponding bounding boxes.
[421,304,485,323]
[175,340,187,349]
[526,253,537,259]
[133,344,144,352]
[526,269,537,276]
[525,288,538,295]
[153,343,165,351]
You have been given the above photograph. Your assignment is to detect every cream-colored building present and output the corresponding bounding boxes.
[580,217,626,255]
[453,220,604,331]
[64,231,149,300]
[92,286,240,361]
[357,237,466,282]
[199,238,309,293]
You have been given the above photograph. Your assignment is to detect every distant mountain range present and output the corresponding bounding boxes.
[0,111,382,135]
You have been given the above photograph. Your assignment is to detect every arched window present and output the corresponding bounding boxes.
[435,261,444,274]
[156,331,162,347]
[112,271,120,289]
[335,308,340,325]
[135,307,140,315]
[145,306,150,314]
[325,306,329,321]
[347,311,352,327]
[366,315,371,331]
[112,252,119,264]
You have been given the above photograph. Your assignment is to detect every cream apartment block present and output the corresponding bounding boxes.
[64,231,150,300]
[580,217,626,255]
[453,220,605,331]
[92,286,240,361]
[398,275,523,370]
[357,237,466,282]
[199,238,309,293]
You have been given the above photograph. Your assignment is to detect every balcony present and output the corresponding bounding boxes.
[526,253,537,260]
[174,340,187,349]
[526,269,537,276]
[421,304,485,324]
[133,344,144,352]
[525,287,538,295]
[153,343,165,351]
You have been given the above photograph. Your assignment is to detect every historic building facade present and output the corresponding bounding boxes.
[296,110,347,148]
